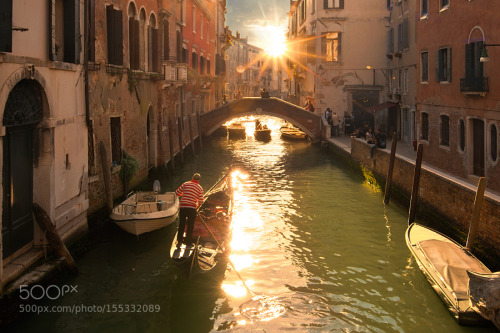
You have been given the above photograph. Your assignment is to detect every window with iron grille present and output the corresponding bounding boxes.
[324,0,344,9]
[110,117,122,165]
[421,51,428,82]
[421,113,429,140]
[0,0,12,52]
[106,5,123,66]
[436,47,452,82]
[440,115,449,146]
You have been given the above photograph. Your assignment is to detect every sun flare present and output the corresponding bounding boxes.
[258,25,288,57]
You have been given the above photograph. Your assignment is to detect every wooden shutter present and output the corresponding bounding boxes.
[106,5,115,64]
[114,9,123,66]
[133,20,139,68]
[435,50,440,82]
[148,26,153,70]
[129,18,135,68]
[446,47,452,82]
[63,0,78,63]
[402,18,409,50]
[473,42,483,78]
[0,0,12,52]
[152,28,159,72]
[337,32,342,61]
[465,43,473,79]
[163,22,169,61]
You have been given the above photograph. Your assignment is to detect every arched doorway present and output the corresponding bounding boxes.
[2,80,43,258]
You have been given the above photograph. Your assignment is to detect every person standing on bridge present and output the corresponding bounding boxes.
[304,99,315,112]
[175,173,204,246]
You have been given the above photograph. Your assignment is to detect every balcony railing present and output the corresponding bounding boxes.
[460,77,489,94]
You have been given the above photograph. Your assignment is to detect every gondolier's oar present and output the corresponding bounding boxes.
[197,214,255,296]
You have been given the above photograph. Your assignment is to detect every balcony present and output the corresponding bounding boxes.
[460,77,489,96]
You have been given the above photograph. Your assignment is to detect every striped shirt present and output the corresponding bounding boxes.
[175,181,204,209]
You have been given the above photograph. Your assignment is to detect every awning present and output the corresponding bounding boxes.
[367,101,399,113]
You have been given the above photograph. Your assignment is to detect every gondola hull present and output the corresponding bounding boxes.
[170,175,234,278]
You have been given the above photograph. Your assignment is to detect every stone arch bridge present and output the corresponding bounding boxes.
[199,97,325,141]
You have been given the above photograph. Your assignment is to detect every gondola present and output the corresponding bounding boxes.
[170,173,234,278]
[227,123,246,138]
[406,223,492,325]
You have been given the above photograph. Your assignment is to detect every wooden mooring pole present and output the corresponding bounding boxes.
[465,177,486,250]
[32,204,78,274]
[99,141,113,213]
[177,117,184,163]
[408,143,424,224]
[196,111,203,151]
[383,132,398,204]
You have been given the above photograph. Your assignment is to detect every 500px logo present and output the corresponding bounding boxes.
[19,284,78,301]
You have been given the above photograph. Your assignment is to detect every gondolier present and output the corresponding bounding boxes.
[175,173,204,246]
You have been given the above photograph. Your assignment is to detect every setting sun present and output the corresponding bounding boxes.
[257,25,288,57]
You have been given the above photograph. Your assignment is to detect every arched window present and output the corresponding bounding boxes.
[148,13,159,72]
[491,124,498,162]
[140,8,147,71]
[128,3,139,70]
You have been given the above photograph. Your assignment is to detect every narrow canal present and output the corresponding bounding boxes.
[8,117,496,332]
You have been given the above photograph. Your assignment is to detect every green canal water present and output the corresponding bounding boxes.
[7,118,497,332]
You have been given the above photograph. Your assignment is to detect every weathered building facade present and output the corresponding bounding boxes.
[0,0,88,288]
[287,0,388,130]
[416,0,500,193]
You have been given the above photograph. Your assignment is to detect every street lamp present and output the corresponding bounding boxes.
[480,43,500,62]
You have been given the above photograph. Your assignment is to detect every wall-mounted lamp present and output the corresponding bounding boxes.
[480,43,500,62]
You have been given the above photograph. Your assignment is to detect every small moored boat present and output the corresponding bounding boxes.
[170,173,234,278]
[110,191,179,235]
[406,222,492,325]
[280,126,306,140]
[227,123,246,138]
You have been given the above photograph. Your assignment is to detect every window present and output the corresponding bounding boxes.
[200,15,203,38]
[387,28,394,54]
[107,5,123,66]
[398,69,402,92]
[163,20,170,61]
[440,115,449,146]
[311,0,316,14]
[148,14,159,72]
[0,0,12,52]
[491,124,498,162]
[323,32,341,62]
[439,0,449,11]
[50,0,81,63]
[207,58,211,74]
[459,119,465,152]
[110,117,122,165]
[404,68,409,93]
[463,42,485,91]
[421,113,429,140]
[192,6,196,33]
[421,51,428,82]
[200,55,205,74]
[299,1,306,25]
[397,23,403,52]
[421,0,428,17]
[128,5,139,69]
[436,47,452,82]
[324,0,344,9]
[402,18,409,50]
[191,51,198,70]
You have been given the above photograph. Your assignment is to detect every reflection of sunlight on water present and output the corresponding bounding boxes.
[229,254,256,271]
[222,279,255,298]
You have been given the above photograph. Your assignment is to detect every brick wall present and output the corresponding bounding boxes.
[345,137,500,265]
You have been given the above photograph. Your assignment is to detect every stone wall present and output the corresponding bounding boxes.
[332,137,500,266]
